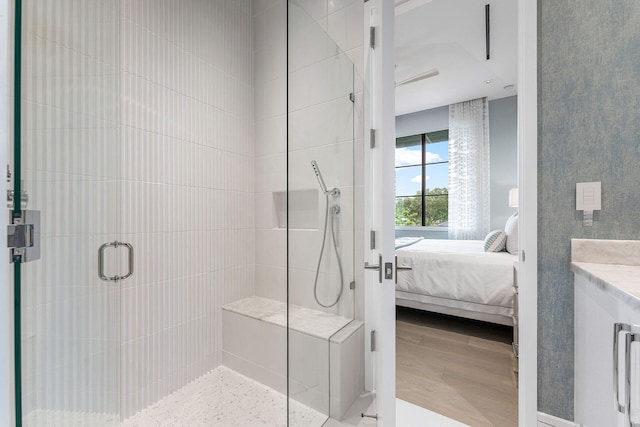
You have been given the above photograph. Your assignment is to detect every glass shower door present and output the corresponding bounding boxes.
[16,1,122,425]
[287,1,360,425]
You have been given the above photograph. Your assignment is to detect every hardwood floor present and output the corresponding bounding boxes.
[396,307,518,427]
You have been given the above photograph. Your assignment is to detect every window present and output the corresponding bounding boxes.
[395,130,449,227]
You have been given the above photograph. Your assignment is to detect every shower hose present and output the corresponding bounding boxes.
[313,193,344,308]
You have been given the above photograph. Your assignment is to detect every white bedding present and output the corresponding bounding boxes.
[395,239,517,324]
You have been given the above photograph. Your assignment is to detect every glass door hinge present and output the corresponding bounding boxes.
[8,210,40,263]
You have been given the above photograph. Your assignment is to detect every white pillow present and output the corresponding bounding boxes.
[504,212,519,255]
[483,230,507,252]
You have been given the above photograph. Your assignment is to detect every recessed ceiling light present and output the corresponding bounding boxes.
[484,79,493,84]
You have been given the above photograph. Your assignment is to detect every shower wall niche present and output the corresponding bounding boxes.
[273,189,319,229]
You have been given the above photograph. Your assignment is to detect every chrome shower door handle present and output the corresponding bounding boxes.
[98,241,134,282]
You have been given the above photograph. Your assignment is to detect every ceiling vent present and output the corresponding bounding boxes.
[395,0,433,15]
[395,68,440,87]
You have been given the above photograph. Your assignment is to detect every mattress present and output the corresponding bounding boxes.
[395,239,518,322]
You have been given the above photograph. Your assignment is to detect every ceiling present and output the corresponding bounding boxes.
[395,0,517,116]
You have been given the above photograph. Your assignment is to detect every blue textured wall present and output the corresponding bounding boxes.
[489,96,518,230]
[538,1,640,419]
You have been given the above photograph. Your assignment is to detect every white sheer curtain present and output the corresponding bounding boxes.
[448,97,490,240]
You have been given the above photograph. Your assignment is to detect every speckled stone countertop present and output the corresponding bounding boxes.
[571,239,640,309]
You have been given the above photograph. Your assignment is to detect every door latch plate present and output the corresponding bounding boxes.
[384,262,393,280]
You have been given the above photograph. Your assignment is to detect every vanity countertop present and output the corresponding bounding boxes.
[571,239,640,310]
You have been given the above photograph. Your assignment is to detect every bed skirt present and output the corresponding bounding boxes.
[396,292,513,326]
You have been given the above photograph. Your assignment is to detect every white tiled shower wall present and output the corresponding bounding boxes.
[254,0,365,321]
[118,0,255,418]
[253,0,287,305]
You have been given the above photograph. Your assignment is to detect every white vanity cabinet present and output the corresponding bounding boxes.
[574,273,621,426]
[574,269,640,427]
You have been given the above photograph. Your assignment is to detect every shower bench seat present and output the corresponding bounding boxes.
[221,296,364,420]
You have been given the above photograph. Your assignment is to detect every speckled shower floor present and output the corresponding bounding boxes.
[122,366,327,426]
[24,366,327,427]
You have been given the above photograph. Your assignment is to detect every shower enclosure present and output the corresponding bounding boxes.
[9,0,365,425]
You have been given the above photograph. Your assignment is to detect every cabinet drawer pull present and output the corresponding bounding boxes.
[615,323,630,413]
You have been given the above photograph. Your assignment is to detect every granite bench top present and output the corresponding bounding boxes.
[222,296,363,343]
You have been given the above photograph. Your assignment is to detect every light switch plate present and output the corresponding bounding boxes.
[576,182,601,211]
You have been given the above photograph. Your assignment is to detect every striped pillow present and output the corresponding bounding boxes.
[484,230,507,252]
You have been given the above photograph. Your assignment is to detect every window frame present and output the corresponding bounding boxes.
[395,130,449,227]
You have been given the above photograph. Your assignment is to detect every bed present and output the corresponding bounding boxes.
[395,238,517,326]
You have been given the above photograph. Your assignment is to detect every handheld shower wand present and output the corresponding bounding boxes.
[311,160,328,194]
[310,160,344,308]
[311,161,340,196]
